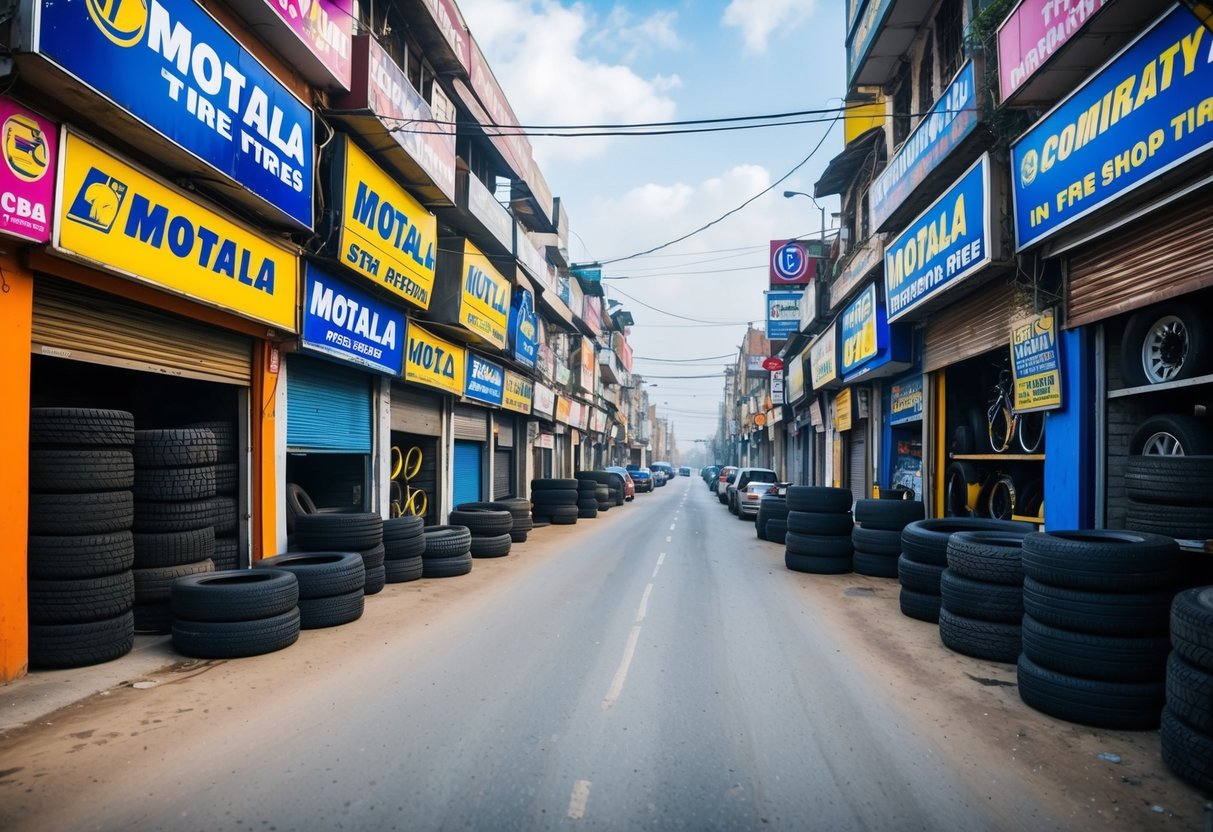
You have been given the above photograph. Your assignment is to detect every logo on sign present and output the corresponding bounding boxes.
[4,115,50,183]
[772,240,810,283]
[67,167,128,232]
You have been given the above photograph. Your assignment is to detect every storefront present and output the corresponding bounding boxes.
[531,382,557,477]
[498,371,534,498]
[808,321,842,489]
[1010,5,1213,531]
[455,352,506,506]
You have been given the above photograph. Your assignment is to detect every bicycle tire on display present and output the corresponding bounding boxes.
[1017,410,1045,453]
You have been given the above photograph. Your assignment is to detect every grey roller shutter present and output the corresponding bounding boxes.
[848,426,867,505]
[453,405,488,441]
[493,449,513,499]
[391,384,443,436]
[497,418,514,448]
[32,276,252,384]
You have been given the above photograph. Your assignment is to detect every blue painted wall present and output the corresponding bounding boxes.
[1043,326,1095,530]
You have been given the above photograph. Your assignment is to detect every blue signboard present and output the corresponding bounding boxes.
[302,264,405,375]
[35,0,314,229]
[507,287,539,368]
[870,62,978,230]
[464,352,505,406]
[884,154,994,323]
[846,0,892,84]
[1011,7,1213,250]
[889,376,924,425]
[766,290,802,340]
[841,283,882,376]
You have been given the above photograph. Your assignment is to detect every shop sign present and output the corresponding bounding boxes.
[834,388,853,432]
[614,332,634,372]
[346,36,456,202]
[334,136,436,310]
[532,382,555,418]
[502,370,533,414]
[841,283,881,376]
[582,295,604,334]
[468,39,532,182]
[766,290,802,340]
[1012,7,1213,250]
[259,0,353,90]
[997,0,1107,103]
[787,352,806,403]
[1010,307,1063,412]
[846,0,892,85]
[0,98,56,243]
[555,395,571,425]
[885,153,994,323]
[536,432,554,449]
[404,321,465,396]
[555,363,571,386]
[537,343,556,380]
[809,399,823,427]
[889,376,924,425]
[870,62,978,230]
[810,322,839,388]
[55,132,298,331]
[578,339,596,394]
[832,232,883,307]
[421,0,470,71]
[769,239,817,286]
[301,264,404,375]
[457,239,511,350]
[507,287,539,367]
[467,171,513,252]
[33,0,315,229]
[463,352,504,406]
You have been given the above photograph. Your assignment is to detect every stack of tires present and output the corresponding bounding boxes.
[452,504,514,558]
[1162,587,1213,792]
[499,498,534,543]
[170,569,301,658]
[899,518,1034,623]
[531,478,579,526]
[254,551,366,629]
[130,427,220,634]
[422,526,473,577]
[27,408,137,668]
[1124,454,1213,544]
[938,531,1031,663]
[851,499,924,578]
[188,421,240,571]
[784,487,854,575]
[755,493,789,541]
[575,478,599,519]
[1017,530,1183,729]
[293,512,385,597]
[382,515,426,584]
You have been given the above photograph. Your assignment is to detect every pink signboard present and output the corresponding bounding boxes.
[262,0,353,90]
[0,99,55,242]
[997,0,1108,102]
[469,38,534,181]
[421,0,471,70]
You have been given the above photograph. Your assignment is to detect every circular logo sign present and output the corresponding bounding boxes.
[772,241,809,282]
[761,356,784,371]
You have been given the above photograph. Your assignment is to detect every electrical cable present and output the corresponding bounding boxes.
[608,285,756,325]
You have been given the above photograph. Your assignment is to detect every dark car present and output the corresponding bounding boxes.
[628,466,654,493]
[679,466,691,477]
[703,466,720,487]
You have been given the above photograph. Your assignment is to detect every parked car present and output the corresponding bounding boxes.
[652,468,668,487]
[737,481,775,519]
[716,466,738,503]
[629,467,654,493]
[702,465,720,487]
[605,466,636,501]
[650,462,674,485]
[727,467,779,514]
[679,466,691,477]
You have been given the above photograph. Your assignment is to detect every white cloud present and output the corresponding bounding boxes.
[723,0,816,52]
[458,0,679,164]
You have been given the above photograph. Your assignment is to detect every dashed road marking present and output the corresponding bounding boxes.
[636,583,653,622]
[602,625,642,709]
[568,780,592,819]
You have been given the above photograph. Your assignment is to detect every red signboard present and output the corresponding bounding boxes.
[761,356,784,371]
[769,239,817,286]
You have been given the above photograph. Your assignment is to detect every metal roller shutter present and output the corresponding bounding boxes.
[497,418,514,448]
[848,426,867,505]
[391,384,443,436]
[923,281,1032,373]
[493,448,513,498]
[32,276,252,384]
[453,440,482,506]
[454,405,488,441]
[287,356,372,453]
[1068,195,1213,328]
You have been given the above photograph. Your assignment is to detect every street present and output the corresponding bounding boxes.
[0,477,1205,831]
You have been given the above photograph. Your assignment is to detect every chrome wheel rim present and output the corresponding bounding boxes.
[1140,430,1185,456]
[1141,315,1188,384]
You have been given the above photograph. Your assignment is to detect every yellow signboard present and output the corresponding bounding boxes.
[1010,307,1062,412]
[56,132,298,331]
[554,395,571,424]
[459,240,511,350]
[338,136,436,310]
[502,371,533,414]
[404,321,465,395]
[834,388,853,432]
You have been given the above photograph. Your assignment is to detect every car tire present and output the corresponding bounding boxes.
[253,552,366,599]
[30,491,134,535]
[852,551,899,578]
[899,587,941,623]
[1161,708,1213,793]
[30,407,135,448]
[853,498,925,530]
[28,572,135,625]
[851,526,904,557]
[172,608,301,659]
[785,551,852,574]
[1021,613,1170,683]
[937,608,1021,663]
[1120,301,1212,387]
[170,569,299,622]
[469,533,512,558]
[28,532,134,579]
[1022,575,1174,636]
[1125,456,1213,505]
[422,552,473,578]
[422,526,473,558]
[1128,414,1213,456]
[785,532,853,558]
[1171,586,1213,672]
[786,486,851,514]
[898,554,944,594]
[901,518,1036,567]
[939,569,1023,624]
[29,612,135,669]
[298,590,365,629]
[1017,653,1163,730]
[944,531,1027,585]
[30,449,135,493]
[133,528,216,568]
[134,428,219,468]
[133,559,214,603]
[1021,530,1183,591]
[384,555,424,584]
[787,511,854,536]
[1166,652,1213,736]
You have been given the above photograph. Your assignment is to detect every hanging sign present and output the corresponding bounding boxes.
[33,0,315,229]
[766,290,803,340]
[762,356,784,372]
[532,382,555,419]
[555,396,572,425]
[841,283,880,375]
[578,339,596,394]
[997,0,1108,103]
[770,239,816,285]
[458,239,510,349]
[464,352,505,406]
[1010,307,1063,412]
[55,131,298,331]
[502,370,533,414]
[0,98,56,242]
[333,136,436,311]
[1011,7,1213,250]
[301,264,404,375]
[258,0,354,90]
[834,388,853,432]
[884,153,995,322]
[809,322,839,388]
[889,376,924,425]
[507,286,539,367]
[404,321,465,395]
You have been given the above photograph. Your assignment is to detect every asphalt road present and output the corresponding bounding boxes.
[0,477,1204,831]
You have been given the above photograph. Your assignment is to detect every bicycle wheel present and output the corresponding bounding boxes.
[984,476,1017,520]
[1017,411,1045,453]
[988,403,1014,453]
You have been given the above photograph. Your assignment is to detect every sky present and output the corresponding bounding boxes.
[456,0,848,454]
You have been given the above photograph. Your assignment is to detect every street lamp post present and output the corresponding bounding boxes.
[782,190,828,258]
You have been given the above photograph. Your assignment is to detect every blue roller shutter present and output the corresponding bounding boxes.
[287,356,372,453]
[453,440,482,506]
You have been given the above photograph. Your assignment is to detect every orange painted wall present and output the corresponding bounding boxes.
[0,256,33,682]
[252,341,280,562]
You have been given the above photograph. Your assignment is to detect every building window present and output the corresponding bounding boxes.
[892,75,912,148]
[917,32,935,122]
[935,0,964,84]
[860,190,870,241]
